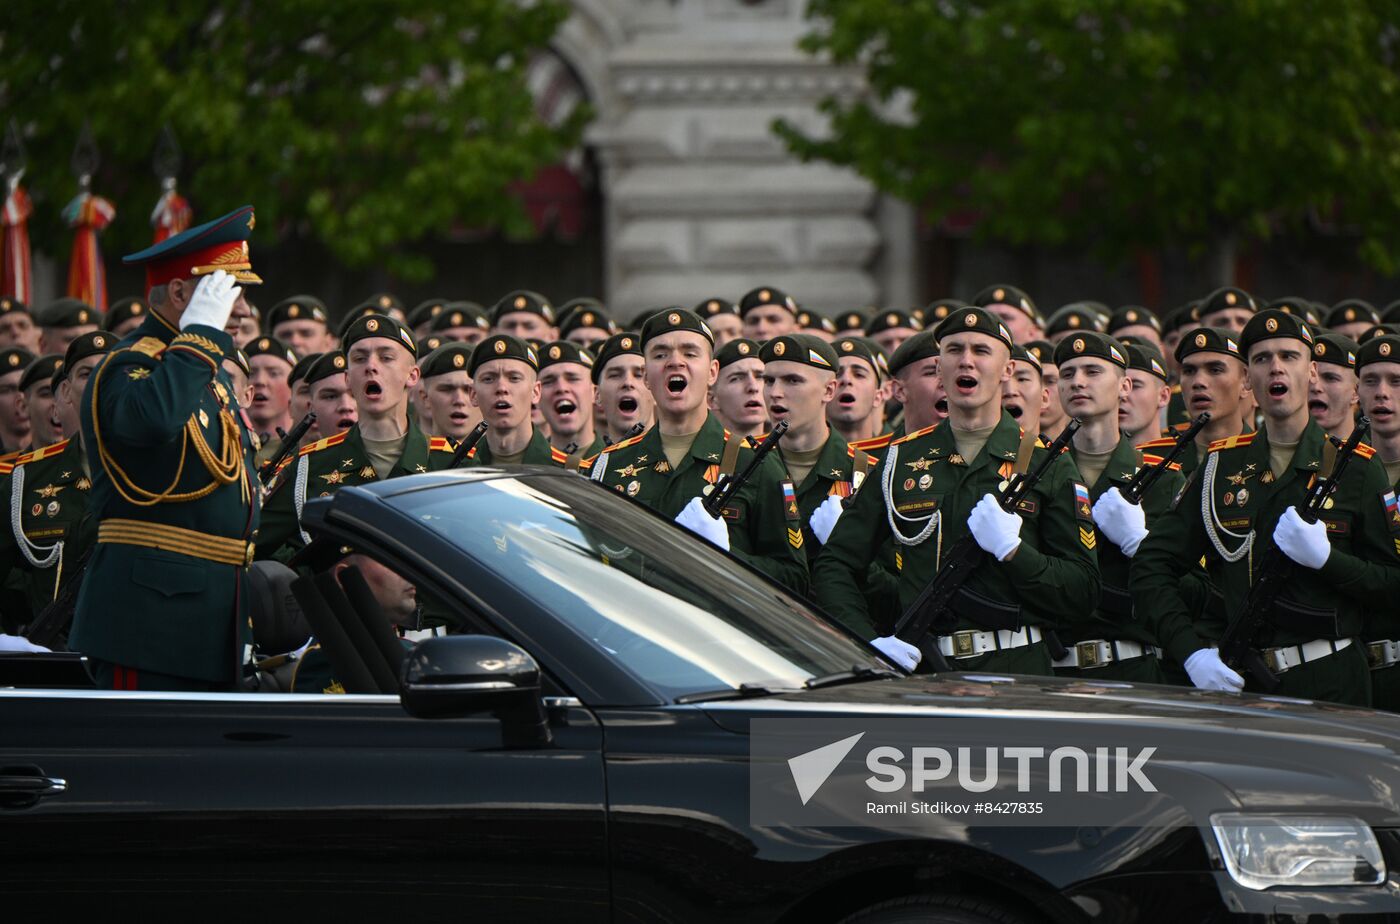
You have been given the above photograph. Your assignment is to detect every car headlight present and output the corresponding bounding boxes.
[1210,813,1385,890]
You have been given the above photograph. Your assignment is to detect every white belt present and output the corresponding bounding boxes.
[1365,640,1400,670]
[1262,637,1353,675]
[938,626,1042,659]
[1052,639,1161,670]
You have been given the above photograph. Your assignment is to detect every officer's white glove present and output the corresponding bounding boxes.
[1274,506,1330,570]
[872,635,921,671]
[0,634,49,653]
[1092,486,1148,557]
[1183,647,1245,692]
[675,496,730,551]
[967,493,1022,561]
[810,494,844,545]
[179,269,241,332]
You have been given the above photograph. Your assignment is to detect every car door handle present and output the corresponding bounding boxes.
[0,771,67,809]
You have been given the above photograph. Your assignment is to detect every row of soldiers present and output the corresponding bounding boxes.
[2,204,1398,711]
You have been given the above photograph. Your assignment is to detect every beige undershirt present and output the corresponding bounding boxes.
[951,422,999,466]
[661,428,702,470]
[363,434,408,480]
[1269,437,1299,480]
[1072,447,1115,488]
[783,445,824,487]
[1384,458,1400,489]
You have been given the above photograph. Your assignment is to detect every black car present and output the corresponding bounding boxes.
[2,468,1398,921]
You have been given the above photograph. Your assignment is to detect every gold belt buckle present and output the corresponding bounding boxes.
[1076,640,1101,668]
[1263,648,1284,674]
[952,631,977,657]
[1367,642,1386,669]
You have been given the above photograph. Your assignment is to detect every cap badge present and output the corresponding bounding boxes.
[582,313,595,326]
[334,355,345,369]
[1265,318,1278,333]
[1073,338,1086,353]
[1195,333,1207,348]
[1068,315,1081,328]
[841,341,853,351]
[453,353,465,368]
[494,340,506,354]
[451,313,463,326]
[774,341,786,356]
[668,312,681,325]
[621,337,633,349]
[738,342,750,355]
[1316,343,1326,356]
[886,313,898,326]
[993,288,1005,301]
[93,335,105,347]
[760,290,771,301]
[289,305,301,317]
[366,319,381,333]
[1383,343,1393,357]
[1225,292,1237,306]
[7,355,18,367]
[1126,311,1138,322]
[379,296,392,308]
[549,345,561,360]
[965,312,978,327]
[514,296,527,309]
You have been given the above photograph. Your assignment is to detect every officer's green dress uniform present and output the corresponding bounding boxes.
[69,206,263,690]
[1132,312,1400,707]
[813,309,1100,676]
[1355,335,1400,711]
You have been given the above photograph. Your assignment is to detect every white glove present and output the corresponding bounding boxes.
[179,270,241,331]
[1092,486,1148,557]
[0,634,49,653]
[1273,506,1330,570]
[1183,647,1244,692]
[810,494,844,545]
[967,493,1022,561]
[872,635,921,671]
[674,496,730,551]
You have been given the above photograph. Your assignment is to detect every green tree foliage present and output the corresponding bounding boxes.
[0,1,585,279]
[777,0,1400,274]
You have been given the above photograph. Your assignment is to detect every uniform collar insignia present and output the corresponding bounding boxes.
[342,458,355,468]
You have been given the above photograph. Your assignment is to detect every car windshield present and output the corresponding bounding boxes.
[391,474,889,700]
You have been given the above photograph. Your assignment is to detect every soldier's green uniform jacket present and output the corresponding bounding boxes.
[1131,422,1400,705]
[812,412,1101,661]
[1368,469,1400,710]
[780,428,878,552]
[587,413,808,594]
[1136,431,1205,478]
[258,415,455,558]
[1165,382,1190,429]
[69,312,260,684]
[0,439,97,622]
[1056,438,1182,682]
[465,427,571,467]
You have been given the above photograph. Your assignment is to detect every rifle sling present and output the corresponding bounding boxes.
[1013,427,1038,475]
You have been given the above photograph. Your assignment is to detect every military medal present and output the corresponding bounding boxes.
[1236,488,1249,506]
[904,478,916,490]
[1223,492,1234,506]
[46,501,59,517]
[30,503,41,517]
[918,474,932,490]
[627,480,641,496]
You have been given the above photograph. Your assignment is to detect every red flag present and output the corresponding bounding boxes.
[150,187,191,244]
[1,183,32,302]
[63,191,115,311]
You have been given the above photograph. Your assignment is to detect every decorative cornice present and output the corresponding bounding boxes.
[614,64,863,103]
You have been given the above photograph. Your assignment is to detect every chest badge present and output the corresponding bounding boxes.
[614,462,642,479]
[46,501,60,517]
[321,470,346,485]
[906,457,935,472]
[654,460,671,474]
[948,454,966,466]
[627,480,641,496]
[36,484,63,498]
[1236,488,1250,506]
[75,477,91,491]
[198,408,210,428]
[1260,471,1275,484]
[918,474,932,490]
[359,466,377,480]
[903,478,916,490]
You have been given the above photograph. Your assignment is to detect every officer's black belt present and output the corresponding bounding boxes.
[97,518,255,567]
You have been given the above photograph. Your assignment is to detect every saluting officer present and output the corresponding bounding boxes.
[1131,310,1400,705]
[69,206,262,691]
[812,307,1100,674]
[588,309,808,594]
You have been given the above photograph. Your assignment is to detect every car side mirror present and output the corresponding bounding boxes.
[400,636,551,747]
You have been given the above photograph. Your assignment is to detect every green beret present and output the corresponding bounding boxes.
[37,297,96,330]
[229,348,251,378]
[737,286,797,318]
[1023,340,1055,367]
[835,309,869,332]
[640,308,713,348]
[305,351,349,385]
[1009,343,1042,374]
[1108,306,1161,335]
[491,290,555,325]
[922,299,967,327]
[266,295,328,331]
[796,310,838,335]
[695,297,739,320]
[1045,304,1105,337]
[106,296,148,330]
[933,307,1014,351]
[865,309,921,337]
[468,334,538,377]
[1325,298,1380,329]
[342,313,418,357]
[407,298,450,330]
[888,330,940,377]
[54,332,115,387]
[1161,302,1199,334]
[1124,343,1168,381]
[538,340,595,371]
[244,335,297,367]
[1078,301,1113,326]
[1267,297,1322,328]
[1356,335,1400,370]
[1175,326,1244,364]
[0,347,34,375]
[19,354,63,392]
[419,343,474,379]
[1311,332,1359,370]
[971,284,1040,325]
[0,297,28,317]
[1197,286,1256,320]
[338,302,392,339]
[416,335,447,355]
[559,304,616,339]
[716,337,761,369]
[832,336,888,379]
[1053,331,1128,368]
[1240,308,1314,355]
[362,292,403,313]
[759,334,838,372]
[1382,300,1400,325]
[1359,324,1400,344]
[429,301,490,335]
[590,332,644,383]
[288,352,321,387]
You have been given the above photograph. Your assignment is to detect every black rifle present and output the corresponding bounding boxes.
[1122,412,1210,504]
[449,421,490,468]
[1217,418,1370,692]
[258,412,316,486]
[893,417,1082,669]
[703,421,788,517]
